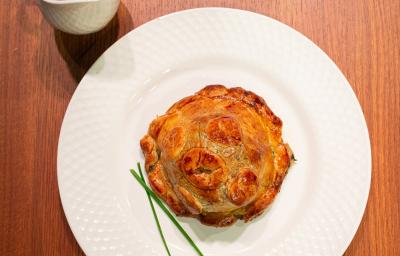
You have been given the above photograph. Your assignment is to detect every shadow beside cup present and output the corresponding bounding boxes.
[54,16,119,83]
[53,3,133,83]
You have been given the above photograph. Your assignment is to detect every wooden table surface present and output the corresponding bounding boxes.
[1,0,399,255]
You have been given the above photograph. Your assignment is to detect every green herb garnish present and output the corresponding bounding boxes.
[137,163,171,256]
[130,164,204,256]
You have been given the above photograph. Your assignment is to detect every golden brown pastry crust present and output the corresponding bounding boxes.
[140,85,293,227]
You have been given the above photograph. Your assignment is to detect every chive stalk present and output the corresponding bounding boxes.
[130,166,204,256]
[137,163,171,256]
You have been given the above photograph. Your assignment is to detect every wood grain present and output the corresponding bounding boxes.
[1,0,399,255]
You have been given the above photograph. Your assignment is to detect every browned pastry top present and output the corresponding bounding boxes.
[140,85,293,227]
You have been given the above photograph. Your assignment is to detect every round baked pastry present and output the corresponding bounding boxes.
[140,85,293,227]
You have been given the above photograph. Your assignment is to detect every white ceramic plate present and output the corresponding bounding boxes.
[58,8,371,256]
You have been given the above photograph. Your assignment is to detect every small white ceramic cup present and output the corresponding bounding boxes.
[38,0,120,35]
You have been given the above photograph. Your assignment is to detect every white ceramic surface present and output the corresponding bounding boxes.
[57,8,371,256]
[38,0,120,34]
